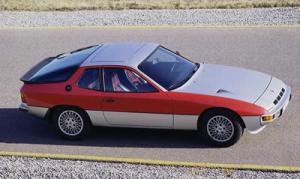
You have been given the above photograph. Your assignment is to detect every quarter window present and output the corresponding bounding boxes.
[103,68,157,93]
[78,68,101,90]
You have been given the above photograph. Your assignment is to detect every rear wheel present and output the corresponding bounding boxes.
[52,107,92,140]
[200,109,243,147]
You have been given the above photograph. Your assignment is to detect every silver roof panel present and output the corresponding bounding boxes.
[81,42,159,67]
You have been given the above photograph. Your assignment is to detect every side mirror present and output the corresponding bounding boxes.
[175,51,181,56]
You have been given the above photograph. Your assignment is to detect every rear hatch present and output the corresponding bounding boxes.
[21,45,99,84]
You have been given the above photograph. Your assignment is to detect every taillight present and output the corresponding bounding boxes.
[21,93,27,103]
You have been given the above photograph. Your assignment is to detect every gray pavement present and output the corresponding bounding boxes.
[0,27,299,166]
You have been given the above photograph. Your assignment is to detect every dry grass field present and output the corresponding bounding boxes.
[0,0,299,11]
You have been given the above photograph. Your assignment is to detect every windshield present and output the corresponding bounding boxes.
[138,47,199,90]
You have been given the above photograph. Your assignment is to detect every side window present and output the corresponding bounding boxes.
[103,68,157,93]
[77,68,101,91]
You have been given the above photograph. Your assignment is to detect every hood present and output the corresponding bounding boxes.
[173,63,272,104]
[254,77,287,110]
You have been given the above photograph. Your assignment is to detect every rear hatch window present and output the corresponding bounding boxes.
[21,45,99,84]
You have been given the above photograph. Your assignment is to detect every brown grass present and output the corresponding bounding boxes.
[0,0,299,11]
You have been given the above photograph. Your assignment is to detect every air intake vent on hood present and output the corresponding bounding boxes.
[216,89,231,94]
[273,88,285,105]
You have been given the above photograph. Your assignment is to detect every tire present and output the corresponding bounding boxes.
[199,109,243,147]
[52,107,92,140]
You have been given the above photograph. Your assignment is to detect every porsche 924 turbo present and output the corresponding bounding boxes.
[19,42,292,147]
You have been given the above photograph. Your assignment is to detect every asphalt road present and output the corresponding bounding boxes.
[0,27,299,166]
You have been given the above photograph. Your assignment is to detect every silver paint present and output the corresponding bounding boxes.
[81,42,158,67]
[19,103,48,119]
[241,116,265,134]
[86,110,110,127]
[19,102,28,111]
[173,114,198,130]
[261,86,291,125]
[28,106,48,118]
[174,63,272,104]
[241,86,291,133]
[255,77,287,110]
[87,111,199,130]
[103,111,173,128]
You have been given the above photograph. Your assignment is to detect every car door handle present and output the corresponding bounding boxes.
[103,98,116,103]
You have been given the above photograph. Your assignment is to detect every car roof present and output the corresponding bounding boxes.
[81,42,159,68]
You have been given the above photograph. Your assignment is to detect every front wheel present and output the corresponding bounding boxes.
[200,109,243,147]
[52,107,92,140]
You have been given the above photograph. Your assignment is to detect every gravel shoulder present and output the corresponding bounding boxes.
[0,156,299,179]
[0,7,299,27]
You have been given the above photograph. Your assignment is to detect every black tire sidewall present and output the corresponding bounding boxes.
[52,107,92,140]
[200,110,243,147]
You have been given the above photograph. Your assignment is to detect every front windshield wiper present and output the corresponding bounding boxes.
[169,62,200,90]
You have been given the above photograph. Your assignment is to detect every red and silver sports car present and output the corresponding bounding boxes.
[19,42,292,147]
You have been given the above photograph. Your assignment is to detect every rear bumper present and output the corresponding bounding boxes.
[19,102,48,119]
[19,102,29,112]
[242,86,292,134]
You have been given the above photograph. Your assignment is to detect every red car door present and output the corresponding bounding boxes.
[101,67,173,128]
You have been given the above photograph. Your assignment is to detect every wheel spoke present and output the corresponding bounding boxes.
[58,110,84,136]
[207,115,234,142]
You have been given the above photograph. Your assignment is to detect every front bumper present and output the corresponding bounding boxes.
[261,86,292,125]
[19,102,48,119]
[242,86,292,134]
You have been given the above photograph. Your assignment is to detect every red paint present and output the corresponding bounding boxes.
[166,92,266,116]
[20,66,267,117]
